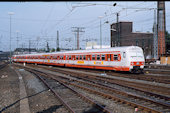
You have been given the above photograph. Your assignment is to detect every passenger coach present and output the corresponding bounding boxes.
[12,46,145,73]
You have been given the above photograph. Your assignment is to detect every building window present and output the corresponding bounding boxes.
[142,39,145,48]
[136,39,139,46]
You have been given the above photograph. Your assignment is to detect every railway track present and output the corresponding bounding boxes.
[67,67,170,84]
[14,64,170,113]
[0,62,8,70]
[53,67,170,96]
[28,63,170,84]
[23,64,170,96]
[24,67,111,113]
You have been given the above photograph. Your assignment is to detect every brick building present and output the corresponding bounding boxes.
[110,21,153,59]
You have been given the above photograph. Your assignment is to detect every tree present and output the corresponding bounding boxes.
[56,47,60,51]
[51,48,55,52]
[46,42,50,52]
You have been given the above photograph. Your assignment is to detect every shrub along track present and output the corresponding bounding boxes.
[14,63,170,113]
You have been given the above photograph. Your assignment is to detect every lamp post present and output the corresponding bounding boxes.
[99,16,103,49]
[8,12,14,65]
[16,30,19,49]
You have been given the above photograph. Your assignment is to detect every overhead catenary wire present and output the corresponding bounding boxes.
[1,2,170,51]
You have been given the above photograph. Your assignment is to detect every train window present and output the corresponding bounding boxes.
[80,55,82,60]
[68,55,71,60]
[41,56,44,59]
[107,54,111,61]
[66,56,68,60]
[72,55,75,60]
[53,56,57,59]
[83,55,86,60]
[87,55,90,60]
[92,55,95,60]
[114,55,118,61]
[101,55,105,60]
[47,56,50,59]
[60,56,63,60]
[97,55,100,60]
[57,56,60,60]
[76,56,79,60]
[123,52,126,58]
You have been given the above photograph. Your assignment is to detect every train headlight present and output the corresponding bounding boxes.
[136,62,139,65]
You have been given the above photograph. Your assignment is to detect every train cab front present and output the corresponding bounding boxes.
[130,61,145,74]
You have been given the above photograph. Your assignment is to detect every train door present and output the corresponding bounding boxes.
[107,54,112,66]
[121,52,126,67]
[86,55,91,65]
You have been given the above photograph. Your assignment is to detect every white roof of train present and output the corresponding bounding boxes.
[13,46,142,56]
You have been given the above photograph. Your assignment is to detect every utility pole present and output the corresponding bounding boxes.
[74,33,77,50]
[72,27,85,50]
[36,36,40,52]
[116,13,120,47]
[99,16,103,49]
[0,35,2,51]
[16,31,19,49]
[8,12,14,65]
[29,40,31,54]
[157,1,166,58]
[153,9,158,59]
[56,30,59,51]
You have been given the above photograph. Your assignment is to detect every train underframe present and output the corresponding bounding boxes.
[130,66,144,74]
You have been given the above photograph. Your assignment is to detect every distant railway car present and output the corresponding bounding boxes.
[12,46,145,73]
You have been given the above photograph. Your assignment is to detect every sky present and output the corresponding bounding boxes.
[0,1,170,51]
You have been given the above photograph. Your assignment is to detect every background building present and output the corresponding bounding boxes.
[111,21,153,59]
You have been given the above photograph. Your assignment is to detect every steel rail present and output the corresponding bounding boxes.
[0,62,9,69]
[14,63,170,101]
[27,68,111,113]
[41,66,170,101]
[14,64,170,113]
[71,76,170,108]
[29,70,76,113]
[23,66,162,113]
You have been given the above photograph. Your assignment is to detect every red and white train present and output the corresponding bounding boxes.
[12,46,145,73]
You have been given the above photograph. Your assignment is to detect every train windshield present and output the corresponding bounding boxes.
[130,52,143,58]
